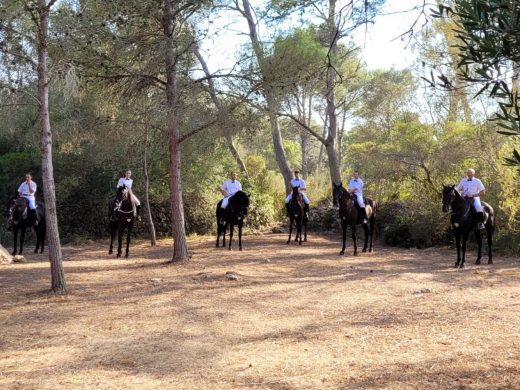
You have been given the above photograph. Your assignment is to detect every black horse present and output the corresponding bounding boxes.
[332,182,376,256]
[287,186,307,245]
[216,190,249,251]
[7,197,46,255]
[109,185,136,258]
[442,185,494,268]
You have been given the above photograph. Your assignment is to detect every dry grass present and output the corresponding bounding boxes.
[1,234,520,389]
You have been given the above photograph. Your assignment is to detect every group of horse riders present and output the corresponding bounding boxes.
[13,167,487,230]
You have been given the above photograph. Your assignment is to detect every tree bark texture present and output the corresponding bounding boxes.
[164,0,189,262]
[37,0,66,294]
[143,142,156,246]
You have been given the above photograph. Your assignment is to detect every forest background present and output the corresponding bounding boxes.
[1,0,520,257]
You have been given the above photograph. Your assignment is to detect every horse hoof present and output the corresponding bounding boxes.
[125,255,129,258]
[339,251,345,256]
[353,252,359,256]
[239,247,243,251]
[117,254,121,258]
[228,247,232,251]
[488,260,493,265]
[459,264,464,269]
[109,250,113,255]
[454,263,459,268]
[369,249,373,253]
[299,242,302,246]
[286,241,290,245]
[362,249,367,253]
[475,260,481,265]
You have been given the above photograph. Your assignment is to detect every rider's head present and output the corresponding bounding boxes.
[25,173,32,181]
[353,171,360,180]
[294,170,300,179]
[125,170,132,178]
[466,168,475,179]
[230,172,237,181]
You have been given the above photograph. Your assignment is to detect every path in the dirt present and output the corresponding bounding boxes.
[1,234,519,390]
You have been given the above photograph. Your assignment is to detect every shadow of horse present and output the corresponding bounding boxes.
[287,186,307,245]
[216,191,249,251]
[7,197,46,255]
[109,185,135,258]
[332,182,376,256]
[442,185,494,268]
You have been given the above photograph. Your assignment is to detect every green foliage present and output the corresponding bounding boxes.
[433,1,520,166]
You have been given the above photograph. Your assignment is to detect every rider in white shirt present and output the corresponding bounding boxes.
[220,172,242,209]
[285,170,310,217]
[348,171,368,224]
[114,170,141,220]
[17,173,39,225]
[457,168,486,230]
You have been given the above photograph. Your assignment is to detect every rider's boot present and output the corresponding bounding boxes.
[29,208,38,226]
[477,211,485,230]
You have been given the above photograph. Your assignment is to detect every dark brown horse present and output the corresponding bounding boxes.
[109,185,135,258]
[442,185,494,268]
[332,182,376,256]
[7,197,46,255]
[216,190,249,251]
[287,186,307,245]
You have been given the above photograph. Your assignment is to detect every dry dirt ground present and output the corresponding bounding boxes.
[1,233,520,390]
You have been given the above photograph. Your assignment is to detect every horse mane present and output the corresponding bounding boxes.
[229,190,249,207]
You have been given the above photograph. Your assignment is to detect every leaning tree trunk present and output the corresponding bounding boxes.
[194,48,249,178]
[324,0,342,186]
[37,0,66,294]
[242,0,293,193]
[143,142,156,246]
[164,0,189,262]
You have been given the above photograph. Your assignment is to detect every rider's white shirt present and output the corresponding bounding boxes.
[348,178,363,194]
[457,178,485,197]
[117,177,133,189]
[290,178,306,190]
[221,180,242,197]
[18,181,37,197]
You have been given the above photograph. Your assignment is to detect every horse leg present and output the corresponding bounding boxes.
[303,218,307,242]
[339,220,347,255]
[109,222,115,254]
[362,223,369,252]
[228,223,234,250]
[34,226,40,253]
[125,224,132,258]
[19,227,26,255]
[38,223,45,253]
[297,218,302,245]
[368,219,375,252]
[487,226,493,264]
[352,224,358,256]
[475,229,482,265]
[222,224,227,248]
[287,217,293,244]
[12,227,18,256]
[454,230,461,268]
[216,223,221,248]
[117,225,123,258]
[238,221,243,251]
[460,233,469,268]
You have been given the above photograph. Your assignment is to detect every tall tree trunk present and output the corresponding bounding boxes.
[325,0,342,186]
[194,48,249,178]
[241,0,293,193]
[164,0,189,262]
[37,0,66,294]
[143,140,156,246]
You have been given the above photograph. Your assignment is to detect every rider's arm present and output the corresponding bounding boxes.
[220,182,228,197]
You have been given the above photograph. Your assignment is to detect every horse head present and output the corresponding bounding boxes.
[332,182,353,207]
[230,190,249,219]
[9,198,29,226]
[442,185,459,213]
